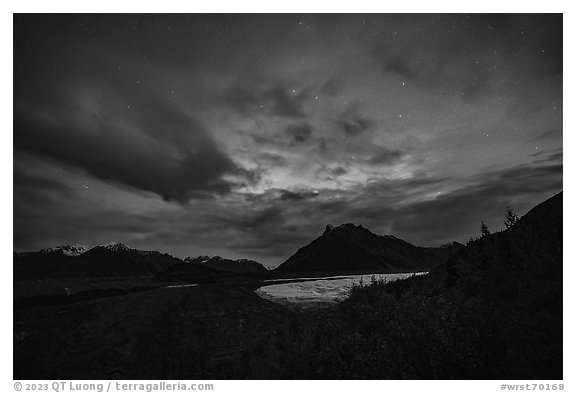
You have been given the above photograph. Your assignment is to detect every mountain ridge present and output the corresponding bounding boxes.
[14,242,182,280]
[274,222,463,275]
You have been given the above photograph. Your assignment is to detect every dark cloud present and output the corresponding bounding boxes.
[535,128,562,141]
[319,76,341,96]
[460,77,491,103]
[267,85,308,118]
[14,114,242,203]
[338,116,375,136]
[14,168,73,198]
[242,188,320,204]
[285,123,313,144]
[330,167,348,176]
[335,160,562,246]
[14,197,167,253]
[13,52,253,203]
[14,168,81,250]
[337,104,376,137]
[222,86,259,115]
[384,57,417,79]
[214,205,285,231]
[366,147,405,165]
[531,148,563,164]
[389,162,562,245]
[277,189,320,202]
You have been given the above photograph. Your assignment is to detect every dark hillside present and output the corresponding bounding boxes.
[275,223,454,275]
[311,192,563,379]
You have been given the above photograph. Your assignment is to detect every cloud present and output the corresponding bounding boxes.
[213,205,285,231]
[353,161,562,245]
[223,83,309,119]
[337,104,376,137]
[366,147,405,165]
[267,85,308,118]
[383,57,417,79]
[14,167,72,196]
[13,59,255,203]
[531,148,563,164]
[460,77,491,103]
[257,152,289,167]
[13,167,74,207]
[330,166,348,176]
[319,76,341,96]
[285,123,313,144]
[14,114,243,203]
[338,116,375,136]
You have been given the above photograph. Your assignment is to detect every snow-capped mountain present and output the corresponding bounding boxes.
[40,244,90,257]
[100,241,131,252]
[183,256,211,264]
[14,242,181,280]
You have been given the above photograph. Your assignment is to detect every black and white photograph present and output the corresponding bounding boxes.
[11,10,564,382]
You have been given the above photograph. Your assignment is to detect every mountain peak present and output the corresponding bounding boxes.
[276,222,442,274]
[323,223,366,235]
[184,255,210,264]
[198,255,269,274]
[440,241,464,249]
[323,224,335,234]
[100,241,131,252]
[40,244,89,257]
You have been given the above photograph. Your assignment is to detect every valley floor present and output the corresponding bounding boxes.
[13,270,562,379]
[14,282,294,379]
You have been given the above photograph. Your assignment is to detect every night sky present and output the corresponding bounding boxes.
[14,14,562,266]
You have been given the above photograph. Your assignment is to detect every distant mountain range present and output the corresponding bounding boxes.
[14,242,181,280]
[185,255,269,274]
[14,226,462,281]
[153,255,270,283]
[14,242,270,281]
[274,223,463,276]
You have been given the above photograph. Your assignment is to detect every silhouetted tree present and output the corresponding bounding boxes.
[504,206,519,229]
[481,221,490,237]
